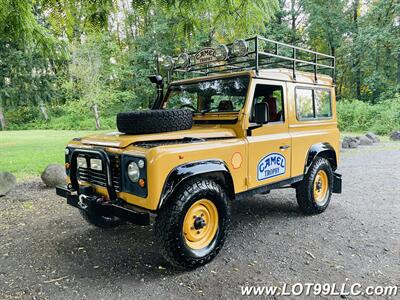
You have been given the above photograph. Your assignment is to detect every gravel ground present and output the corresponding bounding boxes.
[1,142,399,300]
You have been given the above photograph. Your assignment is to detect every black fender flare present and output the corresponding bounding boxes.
[305,142,338,173]
[158,159,234,209]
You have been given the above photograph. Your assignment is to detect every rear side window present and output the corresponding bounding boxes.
[296,89,313,119]
[296,88,332,120]
[315,89,332,118]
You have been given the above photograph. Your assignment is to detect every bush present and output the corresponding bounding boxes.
[5,105,117,131]
[337,95,400,134]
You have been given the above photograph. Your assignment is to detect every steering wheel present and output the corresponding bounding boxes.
[180,104,197,111]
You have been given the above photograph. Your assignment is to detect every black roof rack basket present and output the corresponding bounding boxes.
[167,35,335,83]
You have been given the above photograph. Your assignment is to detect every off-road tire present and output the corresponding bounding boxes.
[155,178,230,269]
[116,109,193,134]
[296,157,333,214]
[79,210,124,228]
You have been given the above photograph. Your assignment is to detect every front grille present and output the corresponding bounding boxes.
[77,154,121,192]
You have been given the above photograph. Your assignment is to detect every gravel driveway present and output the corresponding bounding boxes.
[1,142,399,299]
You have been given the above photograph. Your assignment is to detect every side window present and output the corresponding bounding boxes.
[296,89,314,119]
[252,84,284,123]
[315,89,332,118]
[296,88,332,120]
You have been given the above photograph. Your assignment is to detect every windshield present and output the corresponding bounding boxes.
[164,76,250,114]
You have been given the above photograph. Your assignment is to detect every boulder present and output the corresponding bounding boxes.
[365,132,380,143]
[389,131,400,141]
[0,172,17,196]
[342,136,358,149]
[41,164,66,188]
[358,135,373,145]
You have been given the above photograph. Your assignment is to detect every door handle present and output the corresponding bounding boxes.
[279,145,290,150]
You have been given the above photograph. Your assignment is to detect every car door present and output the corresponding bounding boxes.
[246,80,292,189]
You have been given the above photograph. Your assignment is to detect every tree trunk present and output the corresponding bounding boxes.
[353,0,361,99]
[0,104,6,130]
[397,51,400,84]
[39,100,49,121]
[92,103,101,130]
[290,0,297,44]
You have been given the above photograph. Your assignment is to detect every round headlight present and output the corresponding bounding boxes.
[177,53,190,68]
[127,162,140,182]
[215,44,229,60]
[162,56,175,69]
[65,148,70,155]
[138,159,145,169]
[231,39,248,57]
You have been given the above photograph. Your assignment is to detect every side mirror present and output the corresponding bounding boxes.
[254,102,269,124]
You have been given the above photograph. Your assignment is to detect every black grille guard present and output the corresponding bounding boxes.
[69,148,117,201]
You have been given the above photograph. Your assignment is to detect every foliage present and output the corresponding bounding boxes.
[0,0,399,131]
[337,95,400,134]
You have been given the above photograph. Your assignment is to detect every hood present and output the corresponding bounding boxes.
[80,126,237,148]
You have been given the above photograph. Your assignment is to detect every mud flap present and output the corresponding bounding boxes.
[333,173,342,194]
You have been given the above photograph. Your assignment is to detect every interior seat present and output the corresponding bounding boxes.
[218,100,234,111]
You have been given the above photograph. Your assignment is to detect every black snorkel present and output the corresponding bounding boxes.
[148,74,164,109]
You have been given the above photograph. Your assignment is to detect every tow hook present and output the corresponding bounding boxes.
[78,194,88,210]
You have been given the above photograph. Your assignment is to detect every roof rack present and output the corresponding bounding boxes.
[163,35,335,83]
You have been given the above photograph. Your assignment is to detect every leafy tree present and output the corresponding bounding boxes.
[0,0,399,130]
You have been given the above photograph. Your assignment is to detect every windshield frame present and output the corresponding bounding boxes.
[162,74,251,116]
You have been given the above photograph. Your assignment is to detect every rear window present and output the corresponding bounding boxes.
[296,88,332,120]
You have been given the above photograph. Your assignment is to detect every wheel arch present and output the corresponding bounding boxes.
[158,159,235,209]
[305,142,338,173]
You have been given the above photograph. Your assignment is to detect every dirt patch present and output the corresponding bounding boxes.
[1,142,399,299]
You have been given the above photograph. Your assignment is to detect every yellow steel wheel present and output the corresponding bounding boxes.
[313,170,329,204]
[183,199,219,250]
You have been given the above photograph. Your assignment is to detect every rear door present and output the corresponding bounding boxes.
[246,80,292,189]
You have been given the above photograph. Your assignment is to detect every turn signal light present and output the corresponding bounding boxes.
[138,178,146,188]
[65,162,70,169]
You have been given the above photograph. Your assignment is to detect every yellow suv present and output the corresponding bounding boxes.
[56,36,342,269]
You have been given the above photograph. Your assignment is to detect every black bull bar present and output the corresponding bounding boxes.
[55,148,150,226]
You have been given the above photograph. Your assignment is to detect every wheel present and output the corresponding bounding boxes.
[296,157,333,214]
[79,210,124,228]
[155,178,230,269]
[116,109,193,134]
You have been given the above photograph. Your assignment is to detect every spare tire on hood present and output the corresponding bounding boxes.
[116,109,193,134]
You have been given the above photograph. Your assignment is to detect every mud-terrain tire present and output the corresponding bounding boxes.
[155,178,230,269]
[79,210,124,228]
[116,109,193,134]
[296,157,333,214]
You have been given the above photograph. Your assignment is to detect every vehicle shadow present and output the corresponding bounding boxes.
[54,191,305,281]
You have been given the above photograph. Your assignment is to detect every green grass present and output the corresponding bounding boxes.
[0,130,105,180]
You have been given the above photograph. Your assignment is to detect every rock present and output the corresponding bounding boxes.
[342,136,358,149]
[0,172,17,196]
[41,164,66,188]
[365,132,380,143]
[358,135,373,145]
[389,131,400,141]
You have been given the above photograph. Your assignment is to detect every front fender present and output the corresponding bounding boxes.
[158,159,233,209]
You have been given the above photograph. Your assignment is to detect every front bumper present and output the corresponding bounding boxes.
[56,185,150,225]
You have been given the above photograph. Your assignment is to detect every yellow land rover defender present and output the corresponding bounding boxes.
[56,36,342,269]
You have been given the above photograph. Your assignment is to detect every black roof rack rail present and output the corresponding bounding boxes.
[165,35,335,83]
